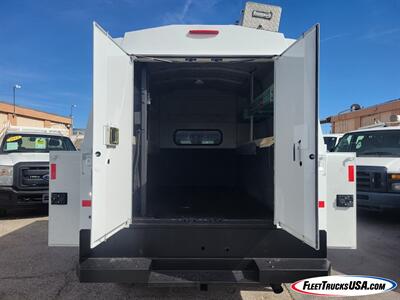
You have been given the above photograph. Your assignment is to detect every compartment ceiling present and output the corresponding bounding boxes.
[148,62,273,92]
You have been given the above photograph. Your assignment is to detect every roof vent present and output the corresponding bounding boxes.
[239,2,282,32]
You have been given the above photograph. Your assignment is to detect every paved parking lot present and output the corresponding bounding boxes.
[328,209,400,288]
[0,209,398,300]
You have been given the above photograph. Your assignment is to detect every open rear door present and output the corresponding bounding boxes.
[91,23,133,248]
[274,25,319,249]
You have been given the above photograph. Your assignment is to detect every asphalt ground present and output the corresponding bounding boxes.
[0,208,398,300]
[328,209,400,290]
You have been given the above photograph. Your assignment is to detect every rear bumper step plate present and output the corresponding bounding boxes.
[79,257,330,284]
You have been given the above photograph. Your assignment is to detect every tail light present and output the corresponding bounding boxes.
[188,29,219,35]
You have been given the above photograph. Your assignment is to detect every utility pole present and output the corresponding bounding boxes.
[70,104,77,130]
[13,84,22,116]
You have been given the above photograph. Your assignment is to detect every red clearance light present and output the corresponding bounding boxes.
[82,200,92,207]
[318,200,325,208]
[188,29,219,35]
[50,163,56,180]
[348,165,355,182]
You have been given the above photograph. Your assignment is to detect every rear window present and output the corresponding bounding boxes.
[1,134,76,153]
[174,130,222,146]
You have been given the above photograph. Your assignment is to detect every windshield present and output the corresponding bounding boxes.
[324,136,337,152]
[334,130,400,157]
[1,134,76,153]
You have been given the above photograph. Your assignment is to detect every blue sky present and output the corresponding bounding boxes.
[0,0,399,130]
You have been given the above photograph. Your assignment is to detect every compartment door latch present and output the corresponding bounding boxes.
[336,194,354,208]
[51,193,68,205]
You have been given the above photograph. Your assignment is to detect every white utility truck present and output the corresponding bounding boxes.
[0,124,75,215]
[335,122,400,210]
[48,2,356,292]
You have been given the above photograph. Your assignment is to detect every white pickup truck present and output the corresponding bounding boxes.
[0,126,75,214]
[334,125,400,210]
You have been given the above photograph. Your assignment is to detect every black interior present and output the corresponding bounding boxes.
[147,149,273,219]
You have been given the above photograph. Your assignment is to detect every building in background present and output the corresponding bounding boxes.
[0,101,72,135]
[323,98,400,133]
[70,128,85,149]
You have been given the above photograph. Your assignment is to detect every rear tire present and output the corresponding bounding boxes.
[271,284,283,294]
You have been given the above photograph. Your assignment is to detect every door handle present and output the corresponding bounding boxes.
[293,140,303,166]
[297,140,302,167]
[293,144,296,161]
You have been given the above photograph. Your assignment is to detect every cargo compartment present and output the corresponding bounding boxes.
[87,22,322,252]
[136,62,275,221]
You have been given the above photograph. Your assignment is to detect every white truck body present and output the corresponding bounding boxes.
[48,5,357,286]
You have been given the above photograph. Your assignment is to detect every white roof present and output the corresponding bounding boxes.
[349,126,400,133]
[324,133,343,138]
[117,24,295,57]
[5,127,69,137]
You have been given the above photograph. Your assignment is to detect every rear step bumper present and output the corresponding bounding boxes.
[79,257,330,285]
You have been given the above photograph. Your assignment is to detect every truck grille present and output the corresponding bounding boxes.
[356,166,387,193]
[13,162,49,191]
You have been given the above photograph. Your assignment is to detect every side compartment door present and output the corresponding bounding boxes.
[325,153,357,249]
[91,23,134,248]
[274,25,319,249]
[49,151,81,246]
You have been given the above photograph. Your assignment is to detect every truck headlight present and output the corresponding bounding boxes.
[391,183,400,192]
[0,166,13,186]
[388,173,400,193]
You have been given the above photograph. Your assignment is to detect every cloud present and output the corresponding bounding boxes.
[321,27,400,44]
[0,66,46,81]
[0,95,68,111]
[0,89,90,110]
[162,0,193,24]
[119,0,138,5]
[361,27,400,40]
[321,32,353,43]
